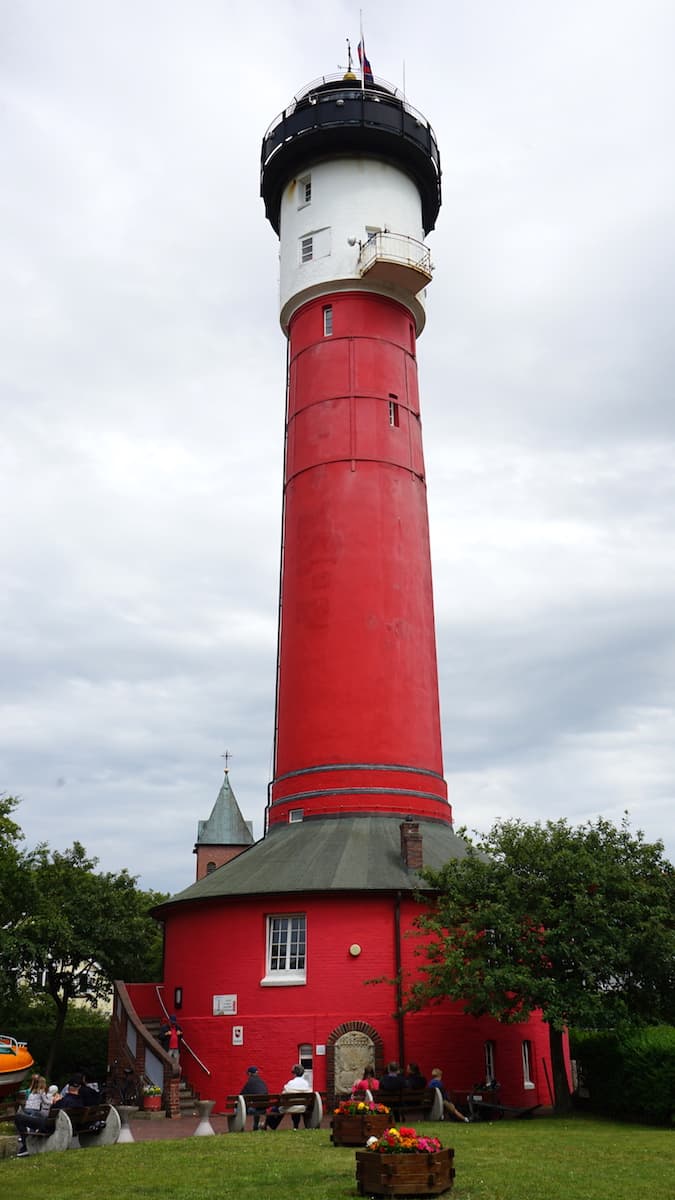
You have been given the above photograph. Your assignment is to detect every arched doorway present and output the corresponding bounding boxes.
[327,1021,384,1100]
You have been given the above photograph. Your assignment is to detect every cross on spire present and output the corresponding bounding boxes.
[221,749,232,774]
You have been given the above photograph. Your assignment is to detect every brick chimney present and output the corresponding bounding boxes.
[400,818,423,871]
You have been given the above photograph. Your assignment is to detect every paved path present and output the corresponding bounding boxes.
[125,1114,332,1141]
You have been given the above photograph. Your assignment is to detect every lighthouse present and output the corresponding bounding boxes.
[114,58,556,1118]
[261,68,449,830]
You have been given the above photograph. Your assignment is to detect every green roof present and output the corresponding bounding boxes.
[195,773,254,848]
[161,814,468,911]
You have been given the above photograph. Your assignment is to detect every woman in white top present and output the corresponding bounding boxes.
[15,1075,53,1153]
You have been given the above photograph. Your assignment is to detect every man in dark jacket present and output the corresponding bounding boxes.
[53,1078,85,1111]
[241,1066,269,1130]
[379,1062,406,1121]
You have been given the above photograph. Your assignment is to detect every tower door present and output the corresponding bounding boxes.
[333,1030,376,1096]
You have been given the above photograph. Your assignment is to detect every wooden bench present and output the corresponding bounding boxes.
[24,1104,121,1154]
[375,1087,443,1122]
[225,1091,324,1132]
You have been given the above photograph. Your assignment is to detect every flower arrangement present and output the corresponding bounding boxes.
[334,1099,391,1116]
[366,1125,443,1154]
[142,1085,162,1096]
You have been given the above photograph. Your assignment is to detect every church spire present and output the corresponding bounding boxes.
[194,767,255,880]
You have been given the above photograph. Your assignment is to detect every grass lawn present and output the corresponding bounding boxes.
[1,1116,672,1200]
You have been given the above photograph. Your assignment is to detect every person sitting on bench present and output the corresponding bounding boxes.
[15,1075,52,1156]
[429,1068,469,1122]
[263,1064,311,1130]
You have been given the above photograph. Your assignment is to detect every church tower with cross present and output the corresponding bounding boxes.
[113,55,559,1117]
[193,757,254,881]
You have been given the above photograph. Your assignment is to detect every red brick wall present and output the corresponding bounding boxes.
[151,890,559,1110]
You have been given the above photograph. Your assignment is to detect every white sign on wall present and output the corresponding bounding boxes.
[213,994,237,1015]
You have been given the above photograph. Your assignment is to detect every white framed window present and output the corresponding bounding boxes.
[262,914,306,986]
[484,1040,496,1085]
[323,306,333,337]
[300,227,331,266]
[289,808,304,823]
[366,225,380,242]
[388,398,399,427]
[298,175,312,208]
[298,1043,313,1086]
[522,1040,534,1089]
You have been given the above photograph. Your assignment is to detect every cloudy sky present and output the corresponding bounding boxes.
[3,0,674,893]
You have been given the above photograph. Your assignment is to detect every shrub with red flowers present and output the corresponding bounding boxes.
[333,1099,391,1116]
[366,1125,443,1154]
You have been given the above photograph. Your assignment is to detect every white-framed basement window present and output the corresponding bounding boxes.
[261,914,307,986]
[522,1040,535,1089]
[484,1040,496,1085]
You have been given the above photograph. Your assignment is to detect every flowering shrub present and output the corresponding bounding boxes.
[334,1099,391,1116]
[366,1125,443,1154]
[142,1085,162,1096]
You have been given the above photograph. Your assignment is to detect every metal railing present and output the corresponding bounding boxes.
[358,232,432,279]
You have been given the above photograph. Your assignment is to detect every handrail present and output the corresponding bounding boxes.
[263,72,434,139]
[153,984,211,1076]
[358,231,431,277]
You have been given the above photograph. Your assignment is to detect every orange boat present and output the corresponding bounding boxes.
[0,1035,34,1094]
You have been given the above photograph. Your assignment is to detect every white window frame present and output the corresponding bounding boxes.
[323,305,333,337]
[301,235,313,264]
[298,174,312,208]
[261,914,306,986]
[484,1040,496,1085]
[522,1040,535,1089]
[289,808,304,823]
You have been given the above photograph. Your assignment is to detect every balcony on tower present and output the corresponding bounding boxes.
[357,231,432,294]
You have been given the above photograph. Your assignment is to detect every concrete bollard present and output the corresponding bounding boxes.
[194,1099,216,1136]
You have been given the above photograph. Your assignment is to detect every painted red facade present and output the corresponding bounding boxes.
[270,292,448,827]
[128,890,555,1108]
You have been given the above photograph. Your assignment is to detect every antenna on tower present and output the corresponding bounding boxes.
[341,38,356,79]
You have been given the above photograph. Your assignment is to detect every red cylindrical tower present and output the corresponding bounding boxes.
[261,72,448,830]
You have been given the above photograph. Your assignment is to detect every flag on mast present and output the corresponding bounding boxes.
[357,39,373,85]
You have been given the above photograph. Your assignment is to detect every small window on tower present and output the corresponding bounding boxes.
[298,175,312,208]
[289,808,304,823]
[323,306,333,337]
[366,226,380,243]
[388,401,400,427]
[301,235,313,264]
[206,861,216,875]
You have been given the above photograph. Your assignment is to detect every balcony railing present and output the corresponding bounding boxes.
[357,232,433,294]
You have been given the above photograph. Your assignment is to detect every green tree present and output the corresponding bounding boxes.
[0,806,167,1077]
[0,795,30,1010]
[411,817,674,1113]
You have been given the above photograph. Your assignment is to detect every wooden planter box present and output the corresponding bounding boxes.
[331,1111,391,1146]
[355,1148,455,1197]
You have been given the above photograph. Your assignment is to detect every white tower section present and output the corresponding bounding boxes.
[279,157,429,333]
[261,72,441,337]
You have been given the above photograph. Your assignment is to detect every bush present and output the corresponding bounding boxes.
[19,1021,109,1086]
[571,1025,675,1125]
